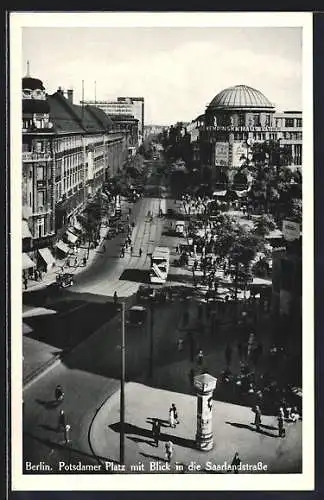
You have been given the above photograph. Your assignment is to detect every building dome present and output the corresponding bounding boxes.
[208,85,274,110]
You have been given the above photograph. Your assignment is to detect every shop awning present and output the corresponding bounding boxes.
[265,229,283,239]
[55,240,70,254]
[66,230,78,244]
[38,247,55,268]
[22,253,36,270]
[213,190,227,197]
[22,220,32,239]
[22,322,33,335]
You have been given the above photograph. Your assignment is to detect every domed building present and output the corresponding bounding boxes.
[196,84,302,185]
[201,85,279,180]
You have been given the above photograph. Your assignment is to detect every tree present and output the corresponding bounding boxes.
[253,214,276,237]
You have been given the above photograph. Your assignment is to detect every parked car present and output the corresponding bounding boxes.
[56,273,74,288]
[127,305,147,326]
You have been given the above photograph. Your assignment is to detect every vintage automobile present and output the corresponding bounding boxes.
[127,305,147,326]
[56,273,74,288]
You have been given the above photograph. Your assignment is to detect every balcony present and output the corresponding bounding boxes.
[22,152,52,162]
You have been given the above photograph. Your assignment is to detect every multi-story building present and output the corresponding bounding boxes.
[198,84,302,183]
[117,97,144,145]
[82,96,144,146]
[22,76,128,276]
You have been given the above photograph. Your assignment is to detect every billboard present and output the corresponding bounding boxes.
[215,142,229,166]
[282,220,300,241]
[232,142,247,167]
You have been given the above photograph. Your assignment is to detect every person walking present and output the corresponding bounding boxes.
[58,409,66,431]
[177,338,184,351]
[165,440,173,463]
[23,276,28,290]
[169,405,176,428]
[139,248,142,257]
[171,403,180,425]
[231,451,241,474]
[55,385,64,403]
[225,344,233,367]
[254,405,262,431]
[64,424,71,446]
[130,246,133,256]
[152,420,161,447]
[102,245,106,253]
[197,349,204,367]
[278,414,285,437]
[113,291,118,305]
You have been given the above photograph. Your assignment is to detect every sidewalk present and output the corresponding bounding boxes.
[23,196,133,294]
[89,382,302,473]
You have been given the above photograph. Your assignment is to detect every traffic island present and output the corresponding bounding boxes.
[89,382,302,474]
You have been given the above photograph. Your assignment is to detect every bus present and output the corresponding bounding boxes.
[150,246,170,284]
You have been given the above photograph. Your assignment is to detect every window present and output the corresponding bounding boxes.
[253,114,260,126]
[37,191,45,208]
[37,166,44,180]
[296,118,302,128]
[265,115,271,126]
[285,118,294,128]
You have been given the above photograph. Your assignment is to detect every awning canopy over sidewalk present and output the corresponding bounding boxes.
[22,253,36,270]
[38,247,55,268]
[55,240,70,255]
[65,230,78,244]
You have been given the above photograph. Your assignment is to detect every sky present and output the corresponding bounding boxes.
[22,26,302,125]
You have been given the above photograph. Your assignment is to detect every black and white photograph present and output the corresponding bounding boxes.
[10,12,314,491]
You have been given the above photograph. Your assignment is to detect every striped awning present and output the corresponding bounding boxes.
[22,220,32,239]
[22,253,36,270]
[55,240,70,254]
[38,247,55,268]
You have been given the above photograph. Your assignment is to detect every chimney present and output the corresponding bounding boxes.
[67,88,73,104]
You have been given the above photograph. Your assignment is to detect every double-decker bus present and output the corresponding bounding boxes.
[150,246,170,284]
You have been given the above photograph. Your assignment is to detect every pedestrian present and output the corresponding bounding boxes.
[130,246,133,256]
[177,338,184,351]
[169,405,176,428]
[197,349,204,367]
[152,420,161,447]
[254,405,262,431]
[165,440,173,463]
[23,276,28,290]
[225,344,232,367]
[113,291,118,305]
[102,245,106,253]
[34,269,39,281]
[58,409,66,431]
[231,451,241,474]
[278,414,285,437]
[171,403,180,425]
[55,384,64,403]
[139,248,142,257]
[83,256,87,266]
[129,207,132,216]
[175,245,179,254]
[74,256,78,267]
[64,424,71,446]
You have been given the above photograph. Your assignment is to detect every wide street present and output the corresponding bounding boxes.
[22,157,302,474]
[22,159,188,470]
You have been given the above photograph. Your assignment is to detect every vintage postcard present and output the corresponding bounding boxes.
[10,11,314,491]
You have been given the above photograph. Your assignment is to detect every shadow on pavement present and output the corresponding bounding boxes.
[140,452,167,462]
[225,421,277,438]
[109,421,196,449]
[146,417,170,428]
[119,268,150,283]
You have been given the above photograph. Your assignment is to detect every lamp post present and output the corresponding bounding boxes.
[119,301,126,465]
[193,373,217,451]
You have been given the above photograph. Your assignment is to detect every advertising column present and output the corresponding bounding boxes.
[194,373,217,451]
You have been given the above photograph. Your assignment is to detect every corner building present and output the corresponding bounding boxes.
[22,76,128,275]
[200,85,302,182]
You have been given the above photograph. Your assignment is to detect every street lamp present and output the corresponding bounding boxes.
[118,302,126,465]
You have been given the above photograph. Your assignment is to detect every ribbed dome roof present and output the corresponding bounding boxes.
[208,85,274,110]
